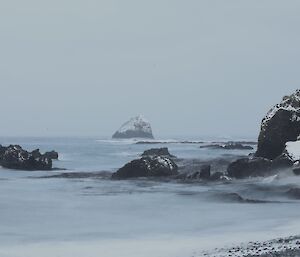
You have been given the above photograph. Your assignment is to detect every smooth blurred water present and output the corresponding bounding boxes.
[0,137,299,257]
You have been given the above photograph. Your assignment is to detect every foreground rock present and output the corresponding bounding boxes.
[227,157,272,179]
[271,153,294,169]
[112,156,178,179]
[112,115,154,139]
[227,154,294,179]
[0,145,54,170]
[256,90,300,160]
[141,147,176,158]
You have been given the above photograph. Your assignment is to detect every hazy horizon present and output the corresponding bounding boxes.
[1,1,299,138]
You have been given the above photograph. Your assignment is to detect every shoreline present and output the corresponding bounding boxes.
[1,235,300,257]
[200,236,300,257]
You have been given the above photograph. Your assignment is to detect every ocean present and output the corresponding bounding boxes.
[0,137,299,257]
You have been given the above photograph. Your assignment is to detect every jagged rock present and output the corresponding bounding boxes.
[112,115,154,139]
[112,156,178,179]
[256,90,300,160]
[0,145,52,170]
[141,147,176,158]
[44,151,59,160]
[227,157,272,179]
[12,148,58,161]
[31,149,42,159]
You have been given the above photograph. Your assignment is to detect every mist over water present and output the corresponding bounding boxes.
[0,137,299,257]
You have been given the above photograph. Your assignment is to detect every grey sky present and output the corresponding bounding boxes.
[0,0,299,138]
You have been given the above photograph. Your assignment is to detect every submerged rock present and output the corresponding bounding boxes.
[112,115,154,139]
[199,165,211,179]
[141,147,176,158]
[200,142,253,150]
[286,188,300,199]
[293,167,300,175]
[0,145,53,170]
[112,156,178,179]
[210,171,225,181]
[187,165,211,180]
[256,90,300,160]
[211,192,266,203]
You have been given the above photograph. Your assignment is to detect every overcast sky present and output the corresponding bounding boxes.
[0,0,299,138]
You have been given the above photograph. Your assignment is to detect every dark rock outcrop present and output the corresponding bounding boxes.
[112,156,178,179]
[227,154,294,179]
[256,90,300,160]
[0,145,53,170]
[227,157,272,179]
[112,115,154,139]
[141,147,176,158]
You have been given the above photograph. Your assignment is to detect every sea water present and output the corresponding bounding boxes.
[0,137,299,257]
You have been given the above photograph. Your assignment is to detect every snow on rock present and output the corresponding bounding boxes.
[111,155,178,179]
[261,90,300,130]
[112,115,154,139]
[0,145,54,170]
[256,89,300,160]
[285,141,300,161]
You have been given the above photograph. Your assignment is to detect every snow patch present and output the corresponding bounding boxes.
[154,156,175,170]
[285,141,300,161]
